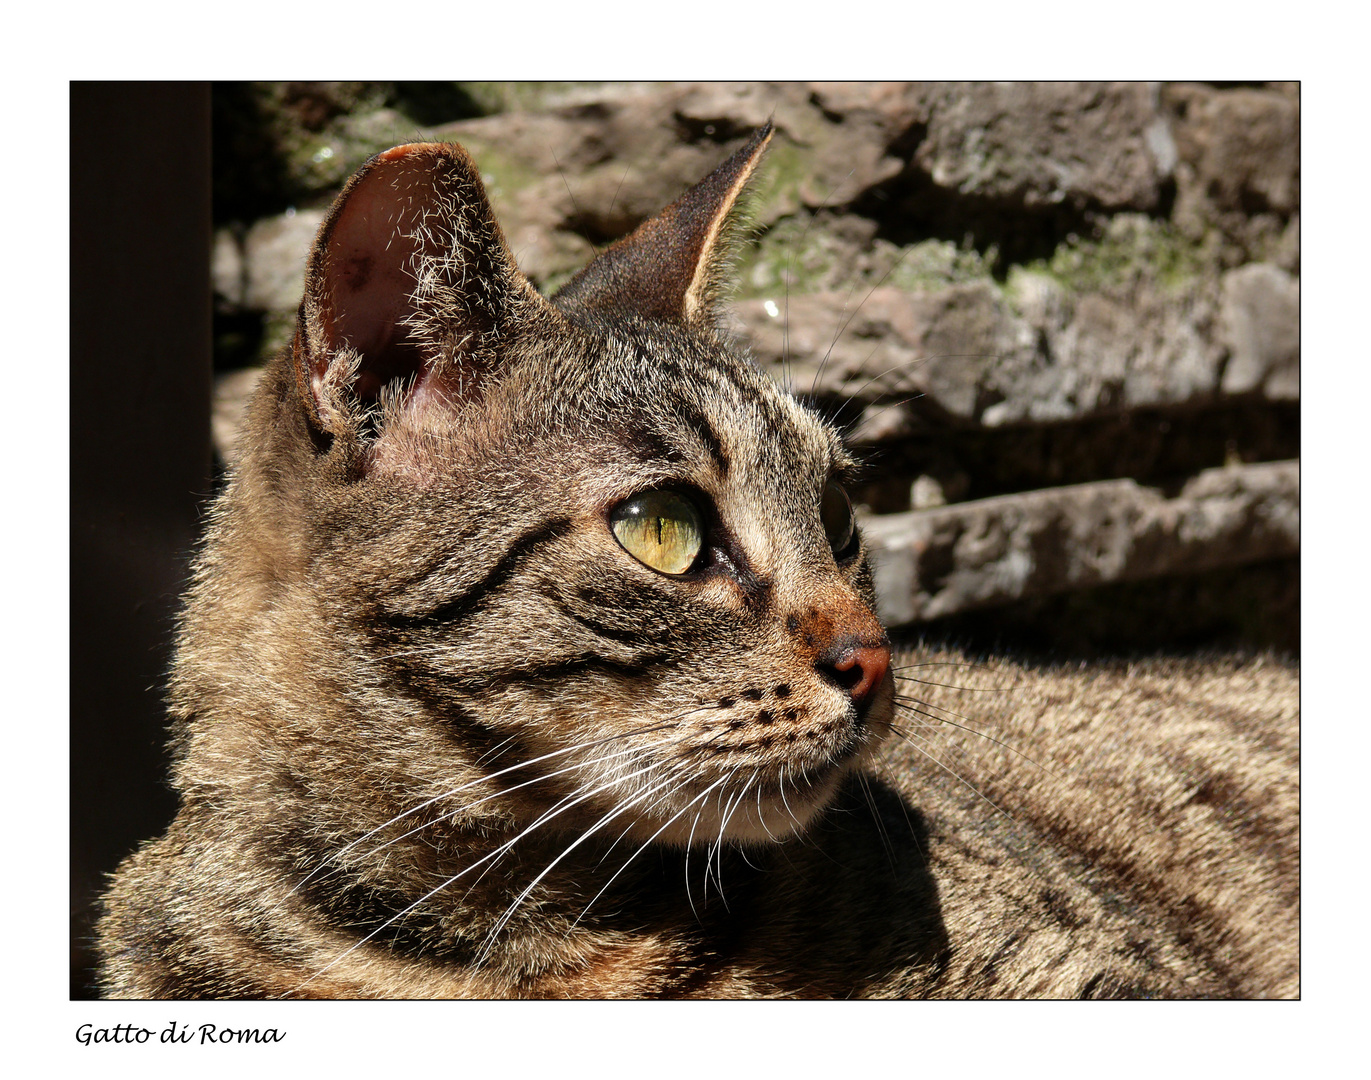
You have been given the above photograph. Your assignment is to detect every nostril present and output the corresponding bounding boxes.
[817,640,892,709]
[824,662,864,693]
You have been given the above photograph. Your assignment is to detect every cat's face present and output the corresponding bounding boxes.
[217,128,892,853]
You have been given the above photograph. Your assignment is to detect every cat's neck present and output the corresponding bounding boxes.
[201,796,774,997]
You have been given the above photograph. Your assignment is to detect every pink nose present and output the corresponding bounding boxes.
[826,641,891,706]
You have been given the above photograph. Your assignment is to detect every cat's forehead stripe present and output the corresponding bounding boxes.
[693,376,834,491]
[597,329,841,487]
[671,398,730,477]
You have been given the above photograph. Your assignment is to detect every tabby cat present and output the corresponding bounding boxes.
[96,125,1299,999]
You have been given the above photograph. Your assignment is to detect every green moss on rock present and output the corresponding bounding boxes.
[1031,214,1218,296]
[737,218,998,300]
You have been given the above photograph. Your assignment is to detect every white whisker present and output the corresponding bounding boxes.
[475,766,707,962]
[292,750,675,993]
[892,695,1051,774]
[572,772,734,931]
[884,724,1015,822]
[275,721,682,912]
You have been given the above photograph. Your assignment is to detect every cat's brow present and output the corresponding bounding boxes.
[671,400,730,478]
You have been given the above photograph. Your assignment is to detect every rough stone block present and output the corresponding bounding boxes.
[1219,263,1300,399]
[213,209,324,312]
[862,460,1299,626]
[914,82,1172,211]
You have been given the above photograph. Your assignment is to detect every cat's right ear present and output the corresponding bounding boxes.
[291,142,548,441]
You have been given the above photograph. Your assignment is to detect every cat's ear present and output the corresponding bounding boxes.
[292,142,548,436]
[552,122,773,326]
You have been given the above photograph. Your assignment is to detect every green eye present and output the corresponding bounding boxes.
[610,491,705,575]
[821,482,856,557]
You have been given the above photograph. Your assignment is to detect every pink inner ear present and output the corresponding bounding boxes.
[317,160,433,400]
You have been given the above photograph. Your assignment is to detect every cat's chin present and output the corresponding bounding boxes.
[625,746,873,848]
[712,764,852,845]
[606,765,849,848]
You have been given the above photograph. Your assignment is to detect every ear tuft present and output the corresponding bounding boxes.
[292,142,543,436]
[550,122,773,327]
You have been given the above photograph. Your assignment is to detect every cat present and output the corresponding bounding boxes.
[96,124,1299,999]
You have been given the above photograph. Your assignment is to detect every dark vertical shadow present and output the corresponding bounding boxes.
[70,82,212,998]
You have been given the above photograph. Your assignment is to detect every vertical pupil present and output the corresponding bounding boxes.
[823,483,853,551]
[610,491,704,575]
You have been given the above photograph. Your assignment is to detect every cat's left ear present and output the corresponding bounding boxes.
[552,122,773,327]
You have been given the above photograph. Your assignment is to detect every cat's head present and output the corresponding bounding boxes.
[212,125,892,847]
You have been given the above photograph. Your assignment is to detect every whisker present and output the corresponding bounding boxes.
[474,732,520,769]
[808,238,924,401]
[892,695,1053,775]
[275,718,684,911]
[352,734,682,868]
[708,770,759,909]
[776,767,801,832]
[475,767,702,961]
[753,782,782,843]
[820,340,892,431]
[700,766,743,906]
[572,773,733,931]
[550,147,583,237]
[604,163,631,242]
[292,750,675,994]
[883,724,1016,822]
[883,714,992,786]
[895,657,979,667]
[857,771,897,871]
[286,693,736,908]
[780,166,856,396]
[832,389,926,439]
[892,670,1019,693]
[455,746,683,904]
[874,759,927,862]
[808,277,862,400]
[584,760,704,876]
[681,771,728,922]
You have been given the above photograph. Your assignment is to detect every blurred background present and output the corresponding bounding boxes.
[71,81,1299,996]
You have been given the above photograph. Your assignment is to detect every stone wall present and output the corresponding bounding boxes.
[211,82,1299,656]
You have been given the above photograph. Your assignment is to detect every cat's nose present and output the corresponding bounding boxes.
[817,638,891,709]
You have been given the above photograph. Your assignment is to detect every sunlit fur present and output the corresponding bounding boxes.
[97,131,1297,1000]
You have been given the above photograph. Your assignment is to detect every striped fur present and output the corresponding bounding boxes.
[96,129,1298,999]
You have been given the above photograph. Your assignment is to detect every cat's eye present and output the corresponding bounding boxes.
[821,482,857,558]
[610,490,705,576]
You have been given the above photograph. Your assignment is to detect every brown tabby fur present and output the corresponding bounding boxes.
[96,126,1298,999]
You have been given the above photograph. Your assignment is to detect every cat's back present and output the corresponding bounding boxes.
[866,647,1299,998]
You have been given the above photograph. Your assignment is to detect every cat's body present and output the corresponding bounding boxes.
[97,128,1298,999]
